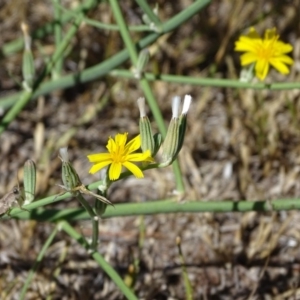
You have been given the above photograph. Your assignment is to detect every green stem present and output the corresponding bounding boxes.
[76,193,99,250]
[19,225,59,300]
[8,198,300,222]
[52,0,63,78]
[76,193,96,218]
[177,237,193,300]
[112,70,300,89]
[3,69,299,113]
[109,0,139,64]
[60,220,138,300]
[78,15,151,32]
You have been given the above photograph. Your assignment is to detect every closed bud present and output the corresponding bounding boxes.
[160,96,181,166]
[59,148,113,206]
[59,147,81,194]
[21,22,35,91]
[137,97,157,156]
[160,95,192,167]
[23,159,36,205]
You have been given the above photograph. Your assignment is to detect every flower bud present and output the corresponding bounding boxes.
[59,147,81,194]
[160,96,181,166]
[23,159,36,205]
[160,95,192,166]
[59,148,113,206]
[137,97,157,156]
[21,23,35,91]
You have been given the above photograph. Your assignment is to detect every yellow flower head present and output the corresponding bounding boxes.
[87,133,153,181]
[235,27,294,80]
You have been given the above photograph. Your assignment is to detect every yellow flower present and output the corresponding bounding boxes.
[235,27,294,80]
[87,133,153,180]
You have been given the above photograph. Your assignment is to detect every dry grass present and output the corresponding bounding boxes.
[1,0,300,299]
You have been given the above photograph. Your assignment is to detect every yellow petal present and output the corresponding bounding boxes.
[87,153,111,163]
[89,160,112,174]
[235,37,261,52]
[274,41,293,54]
[107,136,117,153]
[240,52,258,66]
[255,59,269,80]
[115,133,128,148]
[124,135,141,154]
[123,161,144,178]
[269,59,290,74]
[274,55,294,65]
[127,150,153,162]
[109,162,122,180]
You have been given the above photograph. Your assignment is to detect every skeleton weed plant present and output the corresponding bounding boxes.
[55,94,192,248]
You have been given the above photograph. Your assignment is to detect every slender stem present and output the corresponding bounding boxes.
[19,225,59,300]
[112,70,300,89]
[52,0,63,78]
[171,160,185,193]
[2,68,299,111]
[76,193,96,218]
[85,17,151,32]
[76,193,99,250]
[176,237,193,300]
[8,198,300,222]
[60,220,138,300]
[109,0,139,65]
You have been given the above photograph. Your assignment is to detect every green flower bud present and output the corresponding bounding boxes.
[160,95,192,166]
[59,148,81,194]
[23,159,36,205]
[161,96,181,166]
[137,97,156,156]
[21,23,35,91]
[59,148,113,206]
